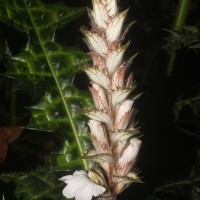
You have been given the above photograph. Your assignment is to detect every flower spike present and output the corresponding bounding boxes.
[60,0,142,199]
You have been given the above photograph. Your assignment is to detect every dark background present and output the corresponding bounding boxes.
[0,0,200,199]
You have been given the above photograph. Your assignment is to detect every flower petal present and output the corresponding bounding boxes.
[75,182,106,200]
[59,175,73,182]
[75,187,93,200]
[62,183,77,198]
[114,140,127,160]
[61,171,87,198]
[93,184,106,197]
[60,170,106,200]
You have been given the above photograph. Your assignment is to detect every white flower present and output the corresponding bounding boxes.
[60,170,106,200]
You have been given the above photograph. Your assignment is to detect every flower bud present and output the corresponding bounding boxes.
[106,44,128,74]
[82,30,108,57]
[88,120,109,153]
[106,9,128,42]
[115,138,141,176]
[114,100,134,130]
[111,67,125,90]
[91,0,108,29]
[113,140,127,160]
[90,84,109,110]
[84,68,110,91]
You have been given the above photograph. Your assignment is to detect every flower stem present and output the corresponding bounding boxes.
[167,0,191,76]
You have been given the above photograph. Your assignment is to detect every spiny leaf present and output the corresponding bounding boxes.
[0,0,86,32]
[0,0,91,170]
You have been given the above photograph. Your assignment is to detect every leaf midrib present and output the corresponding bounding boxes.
[23,0,88,170]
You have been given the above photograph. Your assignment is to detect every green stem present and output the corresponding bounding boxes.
[23,1,88,170]
[167,0,191,76]
[173,0,191,31]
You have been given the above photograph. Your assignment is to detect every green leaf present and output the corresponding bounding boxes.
[0,0,86,32]
[0,167,67,200]
[0,0,91,170]
[163,26,200,50]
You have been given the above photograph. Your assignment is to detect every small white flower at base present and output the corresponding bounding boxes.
[60,170,106,200]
